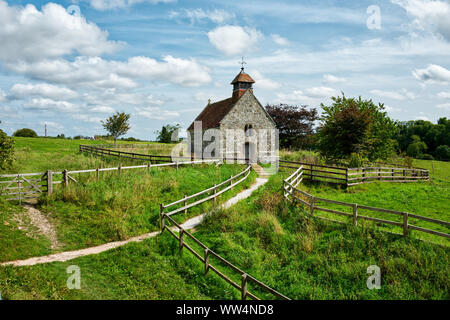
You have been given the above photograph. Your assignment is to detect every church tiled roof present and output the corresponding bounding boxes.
[230,71,255,84]
[187,97,235,130]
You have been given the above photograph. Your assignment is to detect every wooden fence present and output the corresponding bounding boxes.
[279,160,429,187]
[79,144,186,163]
[0,159,219,201]
[159,165,290,300]
[283,166,450,239]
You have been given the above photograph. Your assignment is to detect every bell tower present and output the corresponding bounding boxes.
[231,59,255,102]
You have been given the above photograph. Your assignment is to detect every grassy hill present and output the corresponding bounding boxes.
[0,139,448,300]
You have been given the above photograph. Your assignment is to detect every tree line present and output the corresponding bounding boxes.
[265,94,449,162]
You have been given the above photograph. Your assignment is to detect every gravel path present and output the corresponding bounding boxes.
[2,177,268,267]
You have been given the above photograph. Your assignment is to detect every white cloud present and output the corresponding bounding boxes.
[413,64,450,83]
[9,83,79,100]
[7,55,211,88]
[0,1,121,63]
[86,0,174,10]
[208,25,263,56]
[304,86,339,98]
[40,121,63,130]
[436,102,450,110]
[385,105,403,113]
[271,34,289,46]
[171,8,235,24]
[416,115,431,121]
[370,89,416,100]
[437,91,450,99]
[322,74,347,84]
[90,105,115,113]
[137,106,180,120]
[0,89,6,102]
[24,98,81,113]
[276,87,338,106]
[252,71,281,90]
[392,0,450,41]
[72,113,103,123]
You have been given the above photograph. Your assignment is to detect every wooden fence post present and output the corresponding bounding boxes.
[213,184,217,205]
[378,168,381,181]
[310,196,315,215]
[184,195,187,215]
[96,168,99,181]
[353,203,358,226]
[160,204,165,232]
[119,163,122,175]
[345,168,348,187]
[176,161,179,171]
[230,175,233,186]
[47,170,53,195]
[392,168,394,180]
[241,273,248,300]
[362,168,365,183]
[63,170,68,187]
[403,212,408,236]
[147,163,151,173]
[204,249,209,275]
[179,229,184,251]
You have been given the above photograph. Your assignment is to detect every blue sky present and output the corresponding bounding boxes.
[1,0,449,139]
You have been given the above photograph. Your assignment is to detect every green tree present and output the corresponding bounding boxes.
[156,124,181,143]
[13,128,37,138]
[0,122,15,170]
[406,135,427,158]
[435,145,450,161]
[101,112,131,144]
[317,94,397,161]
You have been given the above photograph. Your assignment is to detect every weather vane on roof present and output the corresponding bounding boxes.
[239,57,246,71]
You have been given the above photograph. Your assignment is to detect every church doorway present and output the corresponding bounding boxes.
[244,142,256,164]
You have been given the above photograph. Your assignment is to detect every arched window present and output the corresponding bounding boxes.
[245,124,253,137]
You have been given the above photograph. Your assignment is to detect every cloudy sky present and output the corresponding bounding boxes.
[0,0,449,139]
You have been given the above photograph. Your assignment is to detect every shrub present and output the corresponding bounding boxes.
[435,145,450,161]
[0,127,14,169]
[348,153,365,168]
[403,156,414,168]
[13,128,37,138]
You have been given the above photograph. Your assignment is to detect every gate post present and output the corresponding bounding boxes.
[47,170,53,195]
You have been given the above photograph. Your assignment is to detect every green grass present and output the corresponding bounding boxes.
[1,140,448,300]
[293,160,450,245]
[192,173,450,299]
[0,235,240,300]
[0,199,52,261]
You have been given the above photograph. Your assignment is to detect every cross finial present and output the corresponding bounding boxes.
[239,57,246,71]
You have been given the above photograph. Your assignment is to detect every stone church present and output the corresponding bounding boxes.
[187,67,277,163]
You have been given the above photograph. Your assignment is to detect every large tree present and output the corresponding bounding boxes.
[101,112,131,144]
[317,94,397,161]
[265,104,318,149]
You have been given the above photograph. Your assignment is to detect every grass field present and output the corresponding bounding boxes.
[0,137,256,262]
[0,140,448,300]
[192,173,449,299]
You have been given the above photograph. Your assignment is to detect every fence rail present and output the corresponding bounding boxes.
[0,159,220,201]
[283,165,449,240]
[279,160,429,187]
[159,166,290,300]
[80,144,184,163]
